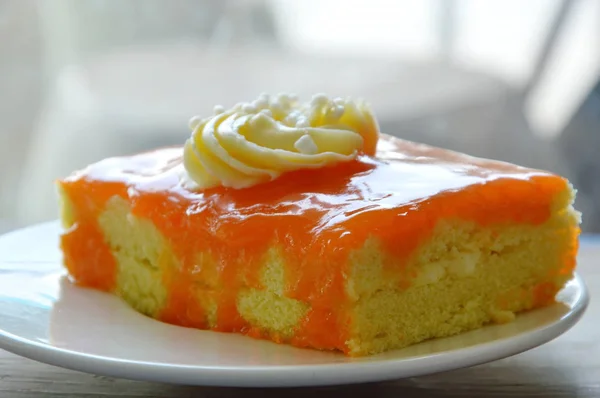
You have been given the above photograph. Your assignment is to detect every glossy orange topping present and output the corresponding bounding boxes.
[59,135,568,353]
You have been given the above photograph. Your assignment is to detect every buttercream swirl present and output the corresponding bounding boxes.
[183,93,379,189]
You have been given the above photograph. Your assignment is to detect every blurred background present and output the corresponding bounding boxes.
[0,0,599,234]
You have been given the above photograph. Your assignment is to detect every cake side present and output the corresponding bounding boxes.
[346,185,579,355]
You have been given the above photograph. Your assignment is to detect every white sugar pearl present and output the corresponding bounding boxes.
[242,103,258,113]
[333,97,344,106]
[188,115,203,129]
[213,105,225,115]
[253,98,268,109]
[295,117,310,128]
[294,134,318,155]
[270,102,283,113]
[311,93,329,106]
[287,110,301,119]
[284,115,297,125]
[329,104,345,119]
[271,98,285,111]
[259,108,273,118]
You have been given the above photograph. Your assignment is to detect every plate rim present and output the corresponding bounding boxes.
[0,222,591,387]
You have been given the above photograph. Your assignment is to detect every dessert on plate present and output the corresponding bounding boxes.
[57,93,580,356]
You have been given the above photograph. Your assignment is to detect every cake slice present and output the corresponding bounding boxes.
[57,93,580,356]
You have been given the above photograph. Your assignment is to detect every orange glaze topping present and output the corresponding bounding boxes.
[59,135,568,353]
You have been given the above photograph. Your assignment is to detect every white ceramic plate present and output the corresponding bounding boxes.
[0,222,589,387]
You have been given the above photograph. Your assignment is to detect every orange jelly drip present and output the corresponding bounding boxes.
[59,135,569,353]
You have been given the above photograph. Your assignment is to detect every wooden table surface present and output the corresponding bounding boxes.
[1,240,598,398]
